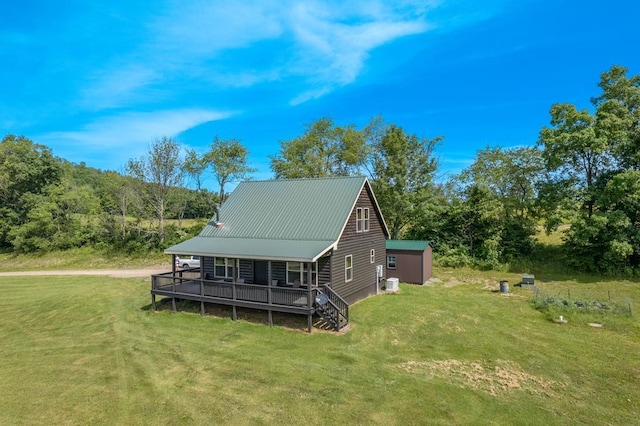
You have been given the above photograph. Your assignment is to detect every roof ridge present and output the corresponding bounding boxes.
[240,175,366,184]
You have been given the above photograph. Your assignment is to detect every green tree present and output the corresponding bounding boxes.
[592,65,640,170]
[183,148,208,191]
[539,103,611,217]
[125,137,184,244]
[370,124,440,239]
[204,137,255,202]
[458,146,544,260]
[0,135,62,247]
[537,65,640,273]
[8,175,101,252]
[270,117,368,179]
[462,146,543,218]
[99,171,142,242]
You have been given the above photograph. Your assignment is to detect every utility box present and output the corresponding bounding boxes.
[522,274,535,286]
[386,277,399,292]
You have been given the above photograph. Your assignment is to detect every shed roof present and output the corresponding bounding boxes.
[165,176,388,262]
[386,240,430,251]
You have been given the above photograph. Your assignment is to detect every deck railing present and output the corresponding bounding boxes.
[151,271,314,309]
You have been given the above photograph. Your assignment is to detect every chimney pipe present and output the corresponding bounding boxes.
[215,203,223,228]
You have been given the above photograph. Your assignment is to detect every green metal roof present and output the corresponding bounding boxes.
[165,176,385,262]
[165,236,335,262]
[386,240,430,251]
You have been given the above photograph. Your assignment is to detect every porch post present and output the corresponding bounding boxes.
[306,263,313,308]
[232,258,238,321]
[267,261,273,327]
[307,262,313,333]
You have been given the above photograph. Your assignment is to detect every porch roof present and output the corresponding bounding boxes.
[164,236,335,262]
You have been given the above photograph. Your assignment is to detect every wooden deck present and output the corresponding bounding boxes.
[151,270,349,331]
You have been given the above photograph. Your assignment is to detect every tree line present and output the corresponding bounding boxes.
[1,65,638,275]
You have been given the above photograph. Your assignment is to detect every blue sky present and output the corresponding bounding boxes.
[2,0,639,185]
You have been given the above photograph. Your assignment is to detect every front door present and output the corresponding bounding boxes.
[254,260,268,285]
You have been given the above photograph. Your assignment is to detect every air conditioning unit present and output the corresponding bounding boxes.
[386,277,399,292]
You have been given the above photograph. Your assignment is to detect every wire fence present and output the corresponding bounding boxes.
[531,286,634,316]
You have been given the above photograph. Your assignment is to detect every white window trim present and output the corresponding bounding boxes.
[387,255,397,270]
[345,255,353,282]
[363,207,370,232]
[286,261,317,286]
[356,207,369,233]
[214,257,235,278]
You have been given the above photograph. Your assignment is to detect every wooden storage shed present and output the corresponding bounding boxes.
[385,240,432,284]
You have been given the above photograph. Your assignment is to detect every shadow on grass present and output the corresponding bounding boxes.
[146,297,320,333]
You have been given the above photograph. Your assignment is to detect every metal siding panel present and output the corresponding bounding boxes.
[388,250,423,284]
[424,246,433,281]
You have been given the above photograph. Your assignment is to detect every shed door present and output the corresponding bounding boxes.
[254,261,268,285]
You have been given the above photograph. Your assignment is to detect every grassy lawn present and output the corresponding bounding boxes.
[1,271,639,425]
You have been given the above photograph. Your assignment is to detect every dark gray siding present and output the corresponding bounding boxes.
[318,256,331,285]
[203,257,214,277]
[330,185,387,304]
[239,259,253,283]
[271,261,286,285]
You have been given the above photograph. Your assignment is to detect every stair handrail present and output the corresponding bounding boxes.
[317,285,349,328]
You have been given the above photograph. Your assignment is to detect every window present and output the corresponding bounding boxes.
[370,249,375,264]
[286,262,317,286]
[387,255,397,270]
[345,255,353,282]
[214,257,235,278]
[363,208,370,231]
[356,207,369,233]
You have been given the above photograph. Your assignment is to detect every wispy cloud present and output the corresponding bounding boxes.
[7,0,510,168]
[286,1,432,103]
[38,108,234,166]
[79,1,442,110]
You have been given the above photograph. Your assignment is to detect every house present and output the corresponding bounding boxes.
[385,240,432,285]
[151,176,390,331]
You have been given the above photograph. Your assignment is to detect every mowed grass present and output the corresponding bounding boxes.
[0,246,169,272]
[1,272,639,425]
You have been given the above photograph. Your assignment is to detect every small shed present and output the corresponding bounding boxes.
[385,240,432,284]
